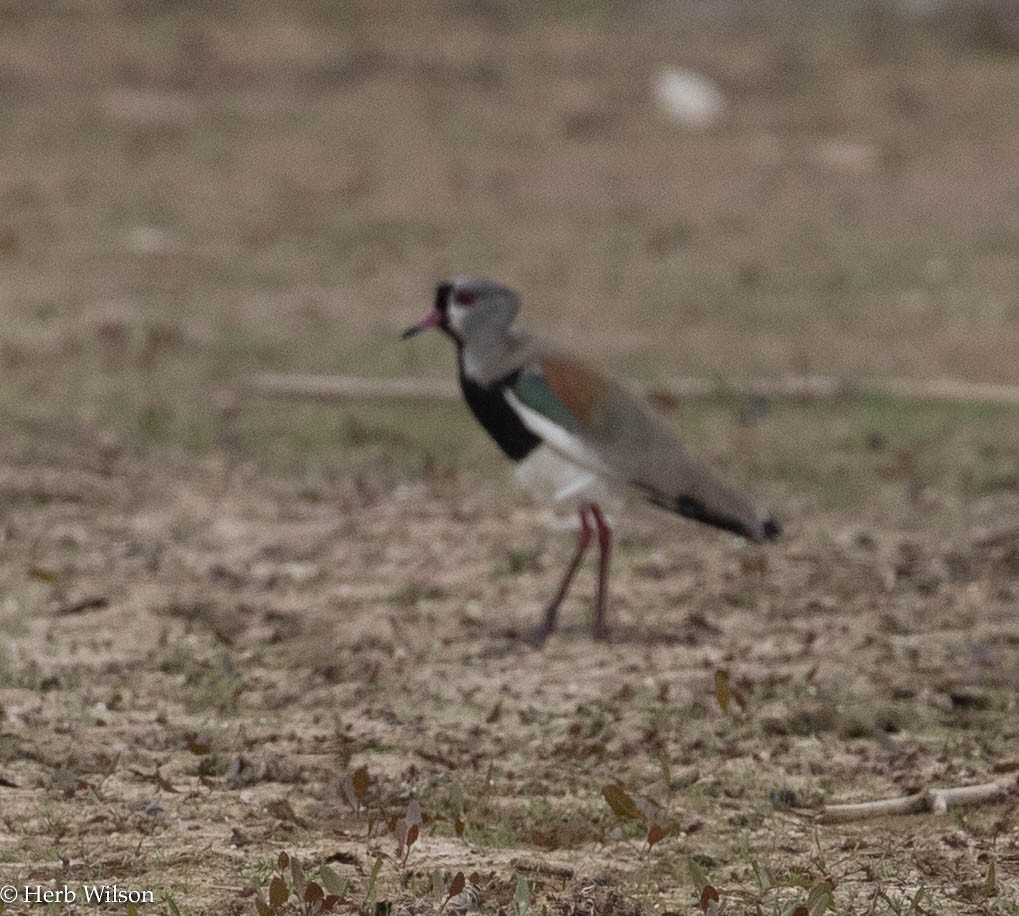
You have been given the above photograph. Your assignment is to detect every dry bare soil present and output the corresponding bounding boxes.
[1,2,1018,914]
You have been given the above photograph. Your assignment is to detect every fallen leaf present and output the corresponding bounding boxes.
[714,669,730,713]
[351,765,370,800]
[269,875,288,909]
[699,885,720,911]
[602,784,642,821]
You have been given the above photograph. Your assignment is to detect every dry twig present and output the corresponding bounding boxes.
[821,776,1016,823]
[53,596,109,616]
[240,372,457,403]
[240,372,1019,408]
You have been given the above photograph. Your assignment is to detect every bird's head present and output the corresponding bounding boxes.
[402,277,520,347]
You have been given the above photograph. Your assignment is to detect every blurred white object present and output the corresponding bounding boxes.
[103,89,197,125]
[817,139,878,176]
[654,68,727,129]
[125,225,181,256]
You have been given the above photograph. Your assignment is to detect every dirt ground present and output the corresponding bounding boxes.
[1,2,1018,914]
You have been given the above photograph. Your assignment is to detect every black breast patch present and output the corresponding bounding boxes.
[459,367,540,462]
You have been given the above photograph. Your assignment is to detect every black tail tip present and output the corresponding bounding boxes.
[762,516,782,541]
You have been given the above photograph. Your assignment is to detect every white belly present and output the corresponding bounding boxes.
[514,445,612,508]
[503,389,621,514]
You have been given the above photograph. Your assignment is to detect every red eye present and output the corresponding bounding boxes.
[454,290,476,306]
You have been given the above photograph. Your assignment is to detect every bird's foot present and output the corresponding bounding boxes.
[515,624,553,648]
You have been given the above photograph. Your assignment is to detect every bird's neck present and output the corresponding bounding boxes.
[459,328,530,387]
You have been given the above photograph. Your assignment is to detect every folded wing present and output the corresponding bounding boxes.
[507,352,778,541]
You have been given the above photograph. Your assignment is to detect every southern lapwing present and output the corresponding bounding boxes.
[402,277,780,643]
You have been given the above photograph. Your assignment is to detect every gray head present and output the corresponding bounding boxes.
[401,277,520,347]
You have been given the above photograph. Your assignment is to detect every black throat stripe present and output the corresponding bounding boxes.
[458,365,540,462]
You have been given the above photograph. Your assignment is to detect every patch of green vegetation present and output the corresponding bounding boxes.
[464,816,519,849]
[656,392,1019,512]
[549,0,620,21]
[225,399,486,479]
[188,662,244,715]
[160,651,244,715]
[40,802,69,835]
[4,292,1017,515]
[0,647,42,690]
[387,584,449,606]
[0,611,28,638]
[420,772,616,852]
[491,546,542,578]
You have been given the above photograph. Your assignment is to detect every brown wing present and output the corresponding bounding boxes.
[537,354,606,426]
[529,349,775,540]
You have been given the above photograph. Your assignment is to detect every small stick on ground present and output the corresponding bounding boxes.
[511,858,575,880]
[53,596,109,616]
[240,372,458,403]
[821,777,1017,823]
[240,371,1019,408]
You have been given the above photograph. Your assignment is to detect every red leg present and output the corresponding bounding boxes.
[528,506,593,644]
[589,504,612,640]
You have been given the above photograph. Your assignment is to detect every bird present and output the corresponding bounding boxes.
[402,277,780,643]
